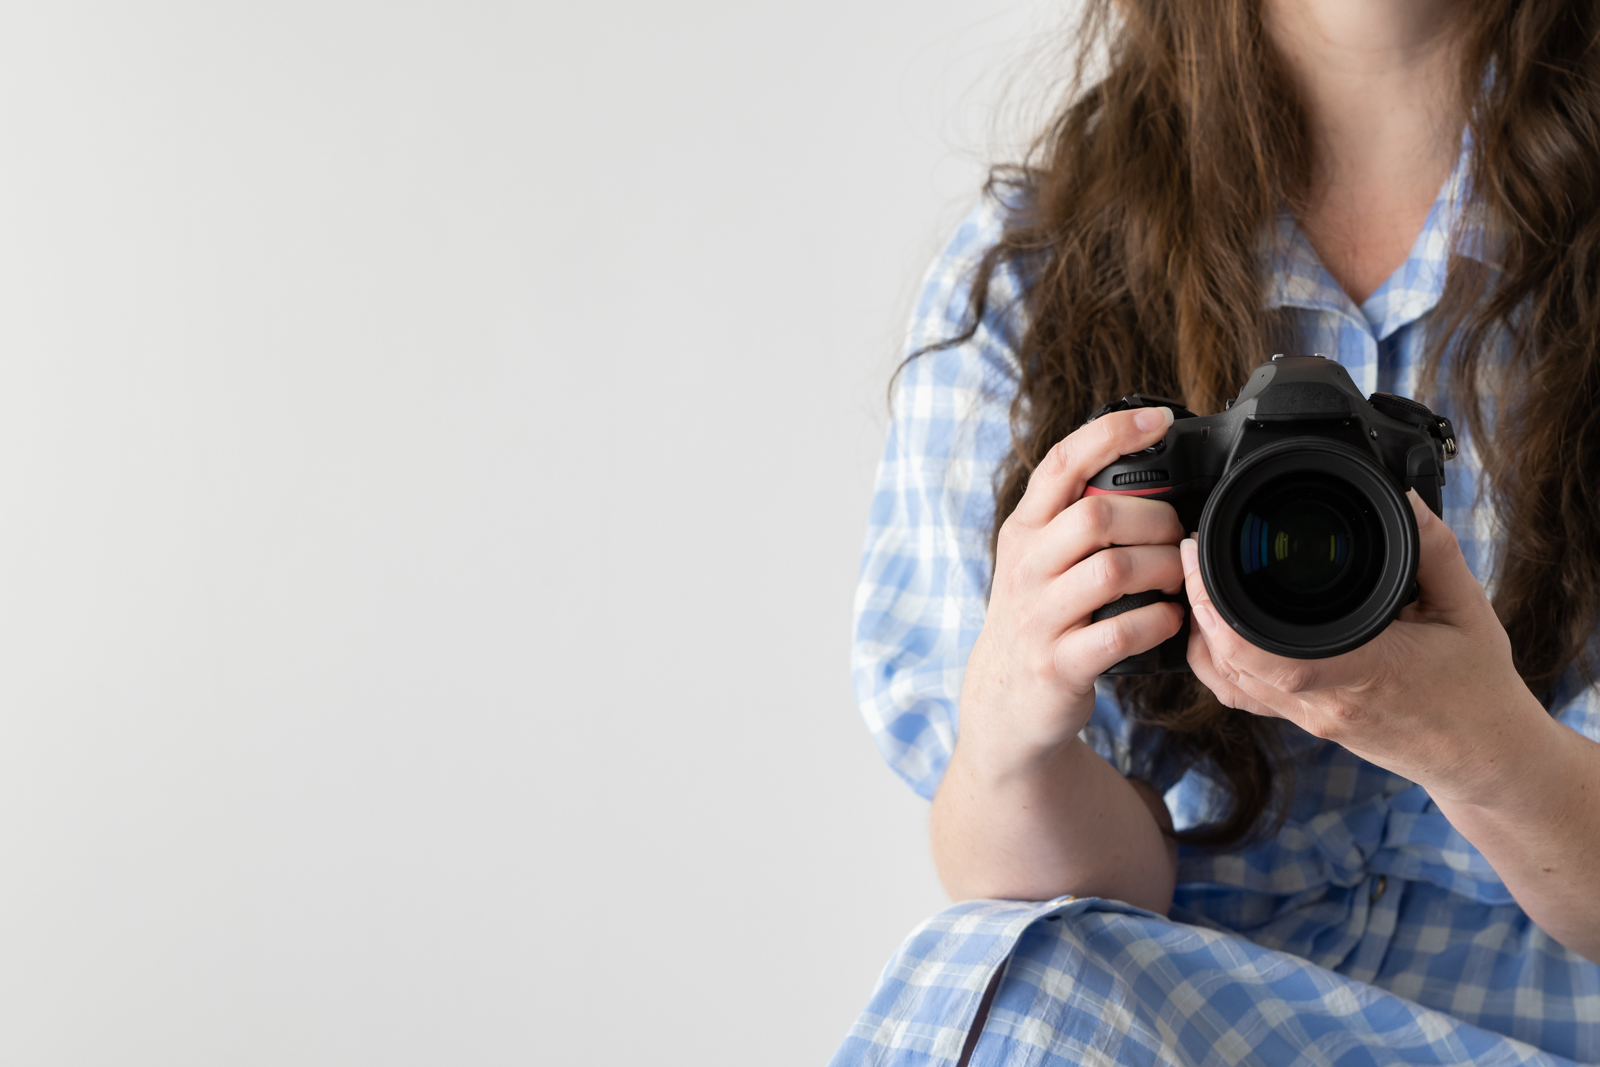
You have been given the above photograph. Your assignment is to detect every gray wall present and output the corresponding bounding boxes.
[0,2,1069,1063]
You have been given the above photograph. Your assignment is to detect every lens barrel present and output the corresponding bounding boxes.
[1197,438,1418,659]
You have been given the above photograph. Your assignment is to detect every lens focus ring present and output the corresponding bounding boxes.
[1196,437,1419,659]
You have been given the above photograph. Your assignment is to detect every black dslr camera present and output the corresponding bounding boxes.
[1085,355,1456,674]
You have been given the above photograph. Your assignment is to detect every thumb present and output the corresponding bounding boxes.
[1406,489,1488,618]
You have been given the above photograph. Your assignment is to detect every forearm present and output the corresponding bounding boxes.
[912,406,1188,910]
[930,730,1178,912]
[1431,712,1600,963]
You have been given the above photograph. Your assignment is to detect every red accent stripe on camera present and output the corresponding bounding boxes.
[1083,485,1172,497]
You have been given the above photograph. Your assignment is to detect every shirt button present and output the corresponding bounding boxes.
[1369,875,1388,904]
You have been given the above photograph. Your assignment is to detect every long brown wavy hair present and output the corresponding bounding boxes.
[925,0,1600,846]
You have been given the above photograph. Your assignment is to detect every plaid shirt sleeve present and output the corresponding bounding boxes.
[850,193,1027,799]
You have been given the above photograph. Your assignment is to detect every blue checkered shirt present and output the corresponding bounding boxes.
[841,142,1600,1064]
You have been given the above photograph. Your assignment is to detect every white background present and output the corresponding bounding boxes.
[0,2,1071,1063]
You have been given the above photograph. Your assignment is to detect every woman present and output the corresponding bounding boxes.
[839,1,1600,1063]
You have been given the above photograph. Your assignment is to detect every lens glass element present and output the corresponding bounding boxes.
[1239,501,1351,594]
[1230,471,1384,625]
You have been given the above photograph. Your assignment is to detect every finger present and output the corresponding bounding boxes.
[1185,622,1276,717]
[1026,494,1184,578]
[1406,489,1490,619]
[1185,608,1308,723]
[1052,600,1185,686]
[1179,535,1221,635]
[1038,544,1184,636]
[1009,407,1175,529]
[1215,667,1321,735]
[1181,536,1385,694]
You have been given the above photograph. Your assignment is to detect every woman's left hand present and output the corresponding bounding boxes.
[1182,489,1550,807]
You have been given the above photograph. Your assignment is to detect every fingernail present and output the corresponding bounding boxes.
[1407,488,1433,528]
[1180,537,1198,575]
[1135,406,1174,433]
[1194,601,1218,630]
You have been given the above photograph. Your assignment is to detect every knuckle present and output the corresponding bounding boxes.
[1206,679,1239,710]
[1099,617,1129,656]
[1329,697,1364,726]
[1040,437,1075,477]
[1045,639,1084,685]
[1092,547,1130,591]
[1070,495,1115,541]
[1308,698,1361,740]
[995,517,1027,559]
[1273,663,1314,694]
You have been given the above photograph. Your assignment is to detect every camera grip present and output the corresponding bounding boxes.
[1092,590,1192,675]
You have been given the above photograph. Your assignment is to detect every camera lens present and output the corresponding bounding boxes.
[1232,472,1384,626]
[1198,438,1418,658]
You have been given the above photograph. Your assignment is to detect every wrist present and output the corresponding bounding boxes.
[955,640,1099,779]
[948,722,1094,793]
[1423,688,1564,812]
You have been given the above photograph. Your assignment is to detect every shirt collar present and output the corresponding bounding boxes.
[1262,130,1499,342]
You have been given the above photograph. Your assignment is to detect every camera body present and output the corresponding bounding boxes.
[1085,355,1456,674]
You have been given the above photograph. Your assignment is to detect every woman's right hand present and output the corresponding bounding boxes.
[958,407,1187,769]
[931,405,1188,906]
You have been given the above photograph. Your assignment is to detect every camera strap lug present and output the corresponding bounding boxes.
[1369,392,1457,462]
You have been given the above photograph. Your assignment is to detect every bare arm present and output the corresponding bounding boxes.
[930,407,1184,909]
[1427,713,1600,963]
[932,733,1177,910]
